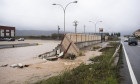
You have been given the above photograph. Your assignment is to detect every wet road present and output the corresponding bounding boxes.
[122,38,140,84]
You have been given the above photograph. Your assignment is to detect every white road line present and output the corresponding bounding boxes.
[122,42,138,84]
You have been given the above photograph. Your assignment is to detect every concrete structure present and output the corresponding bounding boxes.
[39,33,108,59]
[0,25,15,40]
[134,29,140,37]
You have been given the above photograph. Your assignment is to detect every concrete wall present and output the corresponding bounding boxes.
[39,33,108,58]
[67,33,101,43]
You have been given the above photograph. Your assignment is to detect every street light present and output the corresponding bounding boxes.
[58,26,60,40]
[89,21,102,35]
[52,1,78,33]
[89,21,102,43]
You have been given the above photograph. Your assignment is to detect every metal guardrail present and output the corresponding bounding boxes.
[0,43,38,49]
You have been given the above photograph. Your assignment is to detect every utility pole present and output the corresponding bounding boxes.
[73,20,78,42]
[73,21,78,34]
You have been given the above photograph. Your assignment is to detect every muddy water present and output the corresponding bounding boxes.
[0,40,60,65]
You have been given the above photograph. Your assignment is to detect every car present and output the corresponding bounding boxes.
[9,38,15,41]
[0,38,4,41]
[18,38,24,41]
[128,37,138,45]
[4,38,10,41]
[124,38,128,42]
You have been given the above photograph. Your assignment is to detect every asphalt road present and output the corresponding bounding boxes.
[122,38,140,84]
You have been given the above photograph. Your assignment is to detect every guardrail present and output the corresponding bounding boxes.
[0,43,38,49]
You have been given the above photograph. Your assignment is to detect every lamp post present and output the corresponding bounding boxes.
[89,21,102,35]
[52,1,78,33]
[89,21,102,43]
[58,26,60,40]
[84,25,86,34]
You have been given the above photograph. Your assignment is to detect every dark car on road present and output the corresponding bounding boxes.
[128,37,138,45]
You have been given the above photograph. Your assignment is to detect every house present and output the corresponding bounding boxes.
[0,25,15,40]
[134,29,140,37]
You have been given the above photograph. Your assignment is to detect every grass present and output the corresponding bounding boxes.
[107,42,119,47]
[34,43,122,84]
[108,36,121,41]
[92,46,101,51]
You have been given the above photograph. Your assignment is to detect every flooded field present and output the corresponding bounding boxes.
[0,40,103,84]
[0,40,61,84]
[0,40,60,65]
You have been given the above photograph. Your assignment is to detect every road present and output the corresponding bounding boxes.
[121,38,140,84]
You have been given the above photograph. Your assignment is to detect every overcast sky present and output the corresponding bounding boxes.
[0,0,140,34]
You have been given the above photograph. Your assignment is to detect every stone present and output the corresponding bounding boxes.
[10,64,18,68]
[0,64,8,67]
[18,63,23,68]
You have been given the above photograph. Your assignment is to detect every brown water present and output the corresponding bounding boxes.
[0,40,104,84]
[0,40,60,65]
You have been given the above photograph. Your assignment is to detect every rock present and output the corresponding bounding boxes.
[10,64,18,68]
[24,65,29,67]
[18,63,23,68]
[0,64,8,67]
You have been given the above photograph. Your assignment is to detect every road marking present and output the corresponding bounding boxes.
[122,42,138,84]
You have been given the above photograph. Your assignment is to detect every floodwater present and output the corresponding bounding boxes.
[0,40,104,84]
[0,40,60,65]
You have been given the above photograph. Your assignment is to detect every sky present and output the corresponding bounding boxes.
[0,0,140,34]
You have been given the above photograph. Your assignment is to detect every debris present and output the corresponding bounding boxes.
[0,64,8,67]
[18,63,23,68]
[10,63,29,68]
[57,49,61,55]
[10,64,18,68]
[57,52,64,58]
[24,65,29,67]
[46,57,58,61]
[43,58,47,61]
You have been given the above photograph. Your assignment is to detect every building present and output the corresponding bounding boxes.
[134,29,140,37]
[0,25,15,40]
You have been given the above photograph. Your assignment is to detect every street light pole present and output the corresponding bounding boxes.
[84,25,86,34]
[89,21,102,43]
[58,26,60,40]
[89,21,102,35]
[52,1,78,33]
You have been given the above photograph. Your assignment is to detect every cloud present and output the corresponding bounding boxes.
[0,0,140,34]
